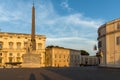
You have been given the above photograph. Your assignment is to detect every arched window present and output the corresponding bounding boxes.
[38,43,42,49]
[17,42,21,49]
[9,42,13,49]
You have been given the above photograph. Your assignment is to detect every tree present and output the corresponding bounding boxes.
[80,50,89,56]
[46,45,54,48]
[96,52,101,57]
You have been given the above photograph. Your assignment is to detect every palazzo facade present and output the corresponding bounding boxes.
[0,32,46,67]
[45,46,81,67]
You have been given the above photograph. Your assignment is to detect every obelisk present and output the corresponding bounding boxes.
[31,2,36,50]
[22,1,40,68]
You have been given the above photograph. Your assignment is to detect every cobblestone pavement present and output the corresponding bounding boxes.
[0,67,120,80]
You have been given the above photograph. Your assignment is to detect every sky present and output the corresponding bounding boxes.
[0,0,120,55]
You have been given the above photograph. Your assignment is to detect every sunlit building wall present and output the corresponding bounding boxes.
[45,46,81,67]
[0,32,46,67]
[45,46,70,67]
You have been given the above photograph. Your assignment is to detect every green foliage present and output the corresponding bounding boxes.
[96,52,101,57]
[46,45,64,48]
[80,50,89,55]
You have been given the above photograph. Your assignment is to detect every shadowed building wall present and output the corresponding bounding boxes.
[98,18,120,67]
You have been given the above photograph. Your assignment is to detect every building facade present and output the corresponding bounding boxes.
[80,56,98,66]
[69,49,81,67]
[45,46,81,67]
[0,32,46,67]
[98,18,120,67]
[45,46,70,67]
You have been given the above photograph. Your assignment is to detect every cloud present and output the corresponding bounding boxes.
[0,0,104,55]
[60,0,73,11]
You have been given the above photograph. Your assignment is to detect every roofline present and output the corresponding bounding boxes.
[0,32,46,38]
[98,18,120,32]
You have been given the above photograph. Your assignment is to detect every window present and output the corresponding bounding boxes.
[0,53,2,56]
[17,42,21,49]
[24,42,27,48]
[38,43,42,49]
[117,23,120,30]
[0,57,2,63]
[0,36,2,38]
[98,41,102,48]
[9,42,13,49]
[55,54,57,58]
[9,53,13,56]
[116,37,120,45]
[16,53,21,62]
[9,57,13,62]
[18,36,20,39]
[16,57,20,62]
[9,53,13,62]
[25,37,27,39]
[17,53,20,56]
[77,55,79,59]
[0,42,3,50]
[59,54,61,58]
[64,55,66,58]
[71,55,73,59]
[10,36,12,38]
[59,60,61,62]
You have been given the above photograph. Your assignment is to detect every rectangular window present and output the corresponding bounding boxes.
[16,57,20,62]
[55,54,57,58]
[98,41,102,48]
[116,37,120,45]
[25,37,27,39]
[9,53,13,56]
[17,42,21,49]
[0,42,3,50]
[59,54,61,58]
[0,58,2,63]
[117,23,120,30]
[9,57,13,62]
[10,36,12,38]
[0,53,2,56]
[38,43,42,49]
[9,42,13,49]
[17,36,20,39]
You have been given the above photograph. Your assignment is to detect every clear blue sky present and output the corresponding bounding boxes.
[0,0,120,55]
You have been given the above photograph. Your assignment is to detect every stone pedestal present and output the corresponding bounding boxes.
[22,53,40,68]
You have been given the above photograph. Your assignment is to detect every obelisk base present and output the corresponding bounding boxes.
[22,54,41,68]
